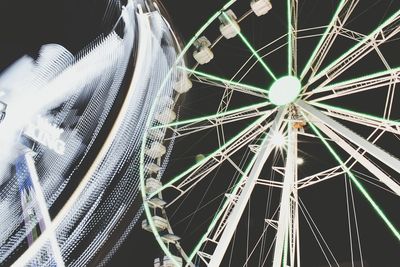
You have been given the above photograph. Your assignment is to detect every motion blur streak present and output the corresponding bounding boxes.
[1,0,180,266]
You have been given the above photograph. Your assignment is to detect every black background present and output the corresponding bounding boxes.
[0,0,399,266]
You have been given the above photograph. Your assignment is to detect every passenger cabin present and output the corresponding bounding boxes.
[154,255,183,267]
[219,10,240,39]
[193,36,214,65]
[251,0,272,16]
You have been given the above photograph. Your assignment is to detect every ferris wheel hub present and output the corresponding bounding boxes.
[268,76,301,106]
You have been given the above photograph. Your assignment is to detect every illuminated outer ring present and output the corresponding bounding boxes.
[139,1,238,266]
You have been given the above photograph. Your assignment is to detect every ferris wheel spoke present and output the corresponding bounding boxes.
[298,198,340,267]
[298,100,400,181]
[299,104,400,241]
[308,114,400,196]
[347,175,365,264]
[164,120,275,208]
[306,67,400,101]
[300,100,400,196]
[299,114,398,194]
[310,102,400,136]
[272,124,299,267]
[153,102,271,138]
[193,74,267,99]
[204,107,286,266]
[344,175,355,265]
[287,0,298,75]
[300,0,358,82]
[306,9,400,88]
[221,12,277,81]
[297,166,345,190]
[180,67,269,97]
[147,110,277,199]
[184,147,261,266]
[241,207,280,267]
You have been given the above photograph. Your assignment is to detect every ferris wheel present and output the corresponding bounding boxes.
[140,0,400,266]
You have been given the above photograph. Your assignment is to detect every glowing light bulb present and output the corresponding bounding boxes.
[268,76,301,106]
[270,131,286,147]
[297,157,304,165]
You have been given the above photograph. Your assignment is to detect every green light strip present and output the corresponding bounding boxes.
[180,107,284,265]
[222,12,277,81]
[179,66,268,94]
[311,9,400,83]
[307,120,400,241]
[287,0,293,75]
[186,149,259,264]
[193,0,237,42]
[300,0,347,78]
[313,66,400,93]
[152,102,269,130]
[140,1,238,266]
[148,112,274,199]
[311,102,400,126]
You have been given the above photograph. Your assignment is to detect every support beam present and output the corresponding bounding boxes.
[308,67,400,102]
[222,12,277,80]
[303,117,400,241]
[287,0,298,75]
[310,102,400,136]
[153,102,269,130]
[307,9,400,87]
[272,125,298,267]
[300,0,359,80]
[208,107,286,266]
[180,67,269,95]
[148,111,276,199]
[305,114,400,196]
[25,154,65,266]
[297,100,400,181]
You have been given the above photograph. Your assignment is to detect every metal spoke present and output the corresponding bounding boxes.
[208,107,286,266]
[300,0,359,82]
[165,120,275,208]
[306,9,400,88]
[222,12,277,81]
[299,103,400,241]
[184,141,262,266]
[307,67,400,101]
[272,124,298,267]
[287,0,298,75]
[153,102,270,136]
[298,100,400,181]
[181,67,269,95]
[311,102,400,136]
[147,110,277,199]
[305,112,400,196]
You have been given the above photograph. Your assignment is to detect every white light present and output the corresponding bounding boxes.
[268,76,301,106]
[270,131,286,147]
[24,116,66,155]
[297,157,304,165]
